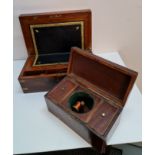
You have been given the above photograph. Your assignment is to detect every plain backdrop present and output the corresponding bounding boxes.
[13,0,142,91]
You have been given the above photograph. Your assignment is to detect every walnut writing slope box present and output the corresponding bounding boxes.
[45,47,138,154]
[18,10,91,93]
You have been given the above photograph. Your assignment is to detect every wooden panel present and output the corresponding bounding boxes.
[47,78,77,103]
[19,75,64,93]
[68,47,138,106]
[88,101,119,136]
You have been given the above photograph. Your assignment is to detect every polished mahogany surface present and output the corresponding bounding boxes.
[45,47,138,153]
[18,10,91,93]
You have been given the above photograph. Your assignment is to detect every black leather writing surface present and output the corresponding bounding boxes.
[36,53,70,65]
[31,23,83,65]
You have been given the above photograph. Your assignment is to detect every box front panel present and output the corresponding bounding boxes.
[19,76,64,93]
[45,96,107,154]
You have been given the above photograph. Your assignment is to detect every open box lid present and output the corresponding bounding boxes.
[68,47,138,107]
[19,10,91,66]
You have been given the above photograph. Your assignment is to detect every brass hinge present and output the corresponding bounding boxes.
[20,80,25,83]
[23,88,29,91]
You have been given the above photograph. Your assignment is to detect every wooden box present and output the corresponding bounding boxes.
[18,10,91,93]
[45,47,138,154]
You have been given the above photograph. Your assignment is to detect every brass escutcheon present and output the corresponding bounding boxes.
[23,88,29,91]
[102,113,106,117]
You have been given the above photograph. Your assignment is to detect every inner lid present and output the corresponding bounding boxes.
[68,47,137,106]
[30,22,84,66]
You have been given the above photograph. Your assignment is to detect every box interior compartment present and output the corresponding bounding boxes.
[47,77,120,136]
[19,55,68,78]
[23,68,67,76]
[69,91,94,113]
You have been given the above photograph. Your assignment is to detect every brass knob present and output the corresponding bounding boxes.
[102,113,106,117]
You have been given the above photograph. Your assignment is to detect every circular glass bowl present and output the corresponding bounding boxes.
[68,92,94,114]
